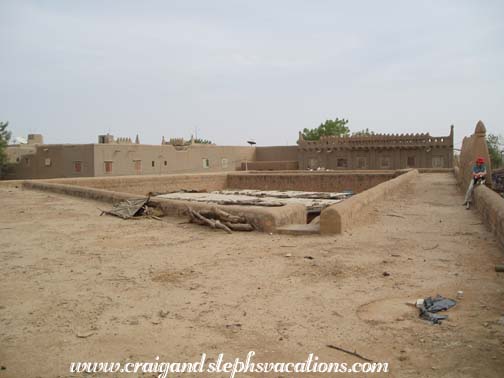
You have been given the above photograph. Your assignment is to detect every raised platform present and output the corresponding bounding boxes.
[276,223,320,235]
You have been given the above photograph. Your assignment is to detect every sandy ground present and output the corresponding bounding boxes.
[0,173,503,378]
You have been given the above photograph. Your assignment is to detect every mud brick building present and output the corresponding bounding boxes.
[297,126,454,170]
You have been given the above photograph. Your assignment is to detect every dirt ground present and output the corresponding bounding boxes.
[0,173,503,378]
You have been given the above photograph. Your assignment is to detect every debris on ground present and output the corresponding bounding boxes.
[326,344,374,363]
[100,197,164,220]
[422,243,439,251]
[187,206,254,233]
[100,198,149,219]
[419,295,457,324]
[75,330,95,338]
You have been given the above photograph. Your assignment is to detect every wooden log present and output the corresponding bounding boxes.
[197,207,246,224]
[188,207,232,234]
[211,206,246,223]
[214,219,233,234]
[224,222,254,232]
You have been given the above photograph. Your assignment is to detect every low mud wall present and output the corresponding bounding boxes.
[227,171,400,193]
[454,121,503,247]
[150,198,305,233]
[473,186,504,247]
[22,181,140,203]
[240,161,299,171]
[22,180,305,233]
[0,180,25,189]
[320,169,419,234]
[41,173,228,195]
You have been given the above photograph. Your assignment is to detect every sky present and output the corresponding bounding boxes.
[1,1,503,148]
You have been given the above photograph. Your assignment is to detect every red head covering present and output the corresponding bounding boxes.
[476,157,485,164]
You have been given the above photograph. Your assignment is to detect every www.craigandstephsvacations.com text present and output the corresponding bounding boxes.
[69,351,389,377]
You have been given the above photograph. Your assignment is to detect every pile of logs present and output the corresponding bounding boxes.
[187,206,254,233]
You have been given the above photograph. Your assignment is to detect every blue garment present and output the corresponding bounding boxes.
[472,164,486,174]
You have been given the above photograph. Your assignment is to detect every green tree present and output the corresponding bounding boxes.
[193,138,213,144]
[0,121,11,168]
[352,128,375,137]
[302,118,349,140]
[487,133,503,168]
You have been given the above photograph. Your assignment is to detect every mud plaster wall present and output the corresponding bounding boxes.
[3,144,95,179]
[45,173,229,195]
[320,169,419,234]
[456,121,503,247]
[227,171,400,193]
[255,146,299,161]
[240,161,299,171]
[457,121,492,191]
[5,144,255,179]
[21,180,305,232]
[473,186,504,247]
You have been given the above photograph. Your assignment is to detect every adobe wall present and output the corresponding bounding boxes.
[3,144,95,179]
[240,161,299,171]
[299,148,453,170]
[473,186,504,247]
[44,172,229,195]
[149,198,306,233]
[22,181,138,203]
[456,121,502,247]
[255,146,299,161]
[227,171,400,193]
[0,179,25,188]
[22,179,306,233]
[297,127,454,170]
[320,169,419,234]
[93,144,255,177]
[3,144,255,180]
[457,121,492,190]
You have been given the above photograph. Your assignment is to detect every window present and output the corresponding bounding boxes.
[221,158,228,169]
[24,158,30,166]
[380,157,391,169]
[407,156,416,167]
[45,158,51,167]
[202,158,210,168]
[133,160,142,174]
[308,158,319,169]
[164,161,167,166]
[74,161,82,173]
[152,161,155,167]
[336,158,348,168]
[432,156,444,168]
[356,157,367,169]
[104,161,113,173]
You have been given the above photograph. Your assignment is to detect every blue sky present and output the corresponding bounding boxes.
[1,0,503,147]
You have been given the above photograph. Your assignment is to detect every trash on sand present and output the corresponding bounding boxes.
[326,344,374,363]
[456,291,464,299]
[419,295,457,324]
[76,330,95,338]
[100,198,149,219]
[415,299,424,308]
